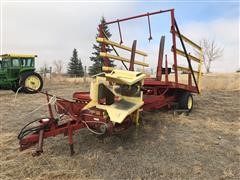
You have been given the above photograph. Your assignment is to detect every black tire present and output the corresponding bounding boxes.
[11,81,21,93]
[178,92,193,112]
[20,72,43,94]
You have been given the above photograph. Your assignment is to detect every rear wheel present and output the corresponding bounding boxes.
[20,72,43,93]
[178,92,193,112]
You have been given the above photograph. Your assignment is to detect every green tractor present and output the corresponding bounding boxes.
[0,54,43,93]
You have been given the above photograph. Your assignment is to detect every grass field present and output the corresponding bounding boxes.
[0,73,239,179]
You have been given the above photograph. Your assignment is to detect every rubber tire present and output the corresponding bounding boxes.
[178,92,193,112]
[20,72,43,94]
[11,80,22,93]
[11,83,20,93]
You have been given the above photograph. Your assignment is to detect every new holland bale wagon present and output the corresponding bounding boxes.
[17,9,203,156]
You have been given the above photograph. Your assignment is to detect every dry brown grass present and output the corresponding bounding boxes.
[157,72,240,91]
[45,72,240,91]
[43,75,91,86]
[0,73,239,179]
[202,73,240,91]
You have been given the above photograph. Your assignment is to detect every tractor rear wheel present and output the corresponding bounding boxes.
[20,72,43,93]
[178,92,193,112]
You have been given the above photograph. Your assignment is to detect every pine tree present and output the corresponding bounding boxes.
[68,49,84,77]
[78,58,84,77]
[88,16,114,75]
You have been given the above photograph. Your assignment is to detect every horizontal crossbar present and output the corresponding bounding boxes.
[100,52,149,67]
[173,48,201,63]
[97,38,148,56]
[174,65,202,74]
[171,30,201,50]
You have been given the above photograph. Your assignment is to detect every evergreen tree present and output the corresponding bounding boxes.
[78,58,84,77]
[68,48,84,77]
[89,16,114,75]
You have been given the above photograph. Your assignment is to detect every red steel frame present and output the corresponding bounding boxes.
[98,9,199,110]
[18,9,200,156]
[99,9,199,92]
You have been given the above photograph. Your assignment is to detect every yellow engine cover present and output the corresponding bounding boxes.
[83,69,145,124]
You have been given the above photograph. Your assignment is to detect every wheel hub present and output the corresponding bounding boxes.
[25,75,41,90]
[187,96,193,110]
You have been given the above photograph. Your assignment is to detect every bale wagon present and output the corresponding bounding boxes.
[17,9,203,156]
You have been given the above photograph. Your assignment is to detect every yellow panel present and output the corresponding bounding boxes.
[97,38,148,57]
[0,54,37,58]
[100,52,149,67]
[82,69,145,124]
[102,66,114,72]
[105,69,146,85]
[82,100,97,111]
[96,101,144,123]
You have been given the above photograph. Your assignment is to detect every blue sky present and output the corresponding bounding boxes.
[137,2,239,21]
[107,1,239,72]
[1,1,239,72]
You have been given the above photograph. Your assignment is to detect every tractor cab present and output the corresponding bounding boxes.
[0,54,36,79]
[0,54,36,69]
[0,54,43,93]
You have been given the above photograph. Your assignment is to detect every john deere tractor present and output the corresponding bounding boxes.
[0,54,43,93]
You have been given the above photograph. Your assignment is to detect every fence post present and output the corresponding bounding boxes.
[84,66,87,84]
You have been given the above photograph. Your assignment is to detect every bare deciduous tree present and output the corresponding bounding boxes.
[39,63,48,79]
[199,39,223,73]
[53,60,63,74]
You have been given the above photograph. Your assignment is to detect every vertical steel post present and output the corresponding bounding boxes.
[147,13,153,41]
[165,55,168,82]
[68,127,74,156]
[117,20,123,44]
[129,40,137,71]
[188,59,192,87]
[156,36,165,81]
[33,129,44,156]
[170,9,178,83]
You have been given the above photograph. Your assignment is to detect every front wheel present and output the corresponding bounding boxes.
[178,92,193,112]
[20,72,43,93]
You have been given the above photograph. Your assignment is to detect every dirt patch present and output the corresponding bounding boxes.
[0,74,240,179]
